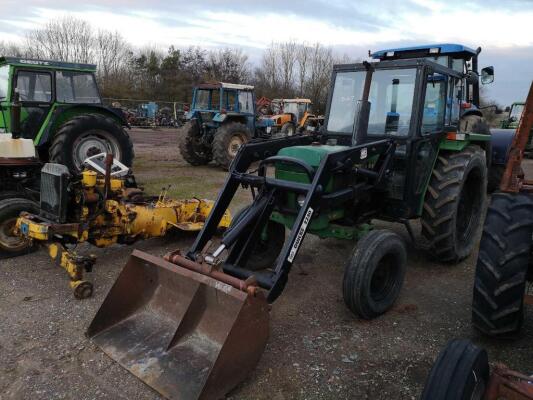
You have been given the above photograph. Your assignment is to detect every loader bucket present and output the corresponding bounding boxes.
[87,249,269,400]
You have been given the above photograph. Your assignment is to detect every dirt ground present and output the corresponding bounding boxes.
[1,128,532,400]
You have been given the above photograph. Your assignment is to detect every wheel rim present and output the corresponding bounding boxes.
[227,134,245,157]
[0,217,30,251]
[370,254,397,302]
[71,130,122,171]
[457,169,482,243]
[287,126,294,136]
[469,371,486,400]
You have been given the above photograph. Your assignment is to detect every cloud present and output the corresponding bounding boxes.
[1,0,533,104]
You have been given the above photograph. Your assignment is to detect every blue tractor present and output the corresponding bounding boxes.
[179,82,274,169]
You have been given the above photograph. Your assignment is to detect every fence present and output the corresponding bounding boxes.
[102,98,189,128]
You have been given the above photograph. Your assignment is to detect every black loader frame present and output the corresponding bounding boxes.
[185,134,395,302]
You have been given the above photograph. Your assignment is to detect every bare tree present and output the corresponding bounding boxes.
[25,16,94,63]
[206,48,250,83]
[0,41,23,57]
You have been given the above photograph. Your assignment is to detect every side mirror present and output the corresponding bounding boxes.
[481,66,494,84]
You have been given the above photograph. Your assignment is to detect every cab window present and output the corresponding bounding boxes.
[16,71,52,102]
[238,91,253,113]
[56,71,100,103]
[421,73,447,134]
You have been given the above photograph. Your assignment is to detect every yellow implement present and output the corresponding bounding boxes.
[16,156,230,298]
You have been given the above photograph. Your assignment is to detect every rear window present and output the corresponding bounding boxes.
[16,71,52,102]
[56,71,100,104]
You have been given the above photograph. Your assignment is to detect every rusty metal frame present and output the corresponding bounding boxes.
[485,364,533,399]
[500,82,533,193]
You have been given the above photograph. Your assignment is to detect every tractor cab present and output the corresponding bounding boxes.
[188,82,255,127]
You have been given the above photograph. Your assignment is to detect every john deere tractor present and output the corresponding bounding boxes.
[0,56,133,258]
[179,82,274,169]
[87,44,515,400]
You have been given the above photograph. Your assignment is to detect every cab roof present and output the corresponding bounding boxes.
[372,43,478,61]
[197,81,254,91]
[272,98,312,104]
[0,56,97,71]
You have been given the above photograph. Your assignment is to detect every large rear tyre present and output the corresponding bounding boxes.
[472,192,533,336]
[343,230,407,319]
[421,339,489,400]
[421,145,487,262]
[0,198,39,259]
[280,122,295,136]
[227,207,285,271]
[49,114,134,174]
[178,120,212,166]
[212,122,251,169]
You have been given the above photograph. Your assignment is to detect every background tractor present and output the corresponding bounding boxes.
[472,83,533,337]
[0,56,134,259]
[88,43,509,400]
[178,82,275,169]
[266,98,324,135]
[498,101,533,158]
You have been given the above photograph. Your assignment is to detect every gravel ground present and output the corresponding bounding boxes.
[1,128,532,400]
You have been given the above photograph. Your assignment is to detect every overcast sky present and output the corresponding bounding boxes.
[2,0,533,105]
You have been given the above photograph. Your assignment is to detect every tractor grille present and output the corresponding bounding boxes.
[40,163,70,223]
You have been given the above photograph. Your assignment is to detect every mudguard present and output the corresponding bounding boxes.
[489,128,515,166]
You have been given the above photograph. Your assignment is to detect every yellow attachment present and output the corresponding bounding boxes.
[82,170,97,187]
[16,215,50,241]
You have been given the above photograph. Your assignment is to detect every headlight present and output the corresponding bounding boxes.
[297,194,306,207]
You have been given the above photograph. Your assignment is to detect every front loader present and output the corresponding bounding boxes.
[89,44,504,399]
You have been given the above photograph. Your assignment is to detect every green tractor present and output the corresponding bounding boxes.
[178,44,502,316]
[85,44,509,400]
[0,56,133,258]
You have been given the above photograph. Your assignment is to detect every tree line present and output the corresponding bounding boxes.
[0,16,351,112]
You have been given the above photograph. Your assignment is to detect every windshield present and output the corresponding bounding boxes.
[326,71,365,133]
[0,66,8,99]
[194,89,220,110]
[510,104,524,120]
[367,68,416,136]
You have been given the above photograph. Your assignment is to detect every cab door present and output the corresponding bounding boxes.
[13,69,53,140]
[405,72,450,214]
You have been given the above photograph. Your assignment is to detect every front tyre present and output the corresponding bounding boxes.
[342,230,407,319]
[0,198,39,259]
[212,122,251,169]
[421,339,489,400]
[421,145,487,262]
[49,114,134,174]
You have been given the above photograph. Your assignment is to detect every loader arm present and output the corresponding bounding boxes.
[185,134,395,302]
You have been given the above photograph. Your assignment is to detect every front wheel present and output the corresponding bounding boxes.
[228,207,286,271]
[343,230,407,319]
[212,122,252,169]
[0,198,39,259]
[421,339,489,400]
[178,120,212,166]
[280,122,295,136]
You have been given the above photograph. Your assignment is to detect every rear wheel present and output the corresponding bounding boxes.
[212,122,251,169]
[280,122,295,136]
[178,120,212,166]
[343,230,407,319]
[472,192,533,336]
[0,198,39,259]
[421,145,487,262]
[227,207,286,271]
[49,114,134,174]
[421,339,489,400]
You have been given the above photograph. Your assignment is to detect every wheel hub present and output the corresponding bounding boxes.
[0,217,29,251]
[72,131,121,171]
[228,135,245,157]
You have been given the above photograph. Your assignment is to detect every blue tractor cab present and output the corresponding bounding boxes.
[371,43,511,190]
[179,82,274,169]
